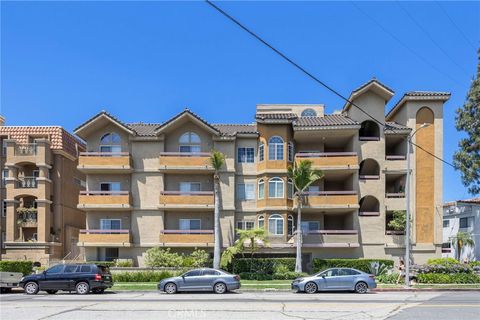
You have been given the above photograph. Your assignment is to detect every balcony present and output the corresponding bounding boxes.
[301,230,359,248]
[159,230,214,247]
[385,155,407,171]
[78,229,132,247]
[78,191,132,210]
[5,140,51,165]
[296,152,358,170]
[78,152,132,173]
[16,208,38,228]
[159,191,214,210]
[301,191,359,211]
[159,152,213,173]
[16,177,37,189]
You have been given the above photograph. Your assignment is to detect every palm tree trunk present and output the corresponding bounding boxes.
[213,174,221,269]
[295,194,302,273]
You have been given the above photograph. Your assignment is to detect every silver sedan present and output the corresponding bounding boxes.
[291,268,377,294]
[158,268,241,294]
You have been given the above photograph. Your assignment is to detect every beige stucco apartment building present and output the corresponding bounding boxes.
[74,79,449,267]
[0,117,86,265]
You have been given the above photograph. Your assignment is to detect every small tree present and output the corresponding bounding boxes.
[288,160,324,273]
[144,247,183,267]
[387,210,407,231]
[190,249,210,268]
[451,231,475,261]
[220,228,269,270]
[210,150,225,269]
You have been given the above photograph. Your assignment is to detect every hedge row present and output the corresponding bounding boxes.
[112,271,178,282]
[417,273,480,284]
[312,259,394,273]
[229,258,296,275]
[0,261,33,275]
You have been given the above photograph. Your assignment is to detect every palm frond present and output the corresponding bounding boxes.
[210,150,225,171]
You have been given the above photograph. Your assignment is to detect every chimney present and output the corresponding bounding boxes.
[0,115,4,126]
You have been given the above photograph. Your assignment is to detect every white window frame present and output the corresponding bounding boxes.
[237,147,255,163]
[258,215,265,229]
[268,214,284,235]
[100,182,121,192]
[268,136,284,161]
[179,132,201,153]
[301,221,320,233]
[301,108,317,117]
[287,179,294,199]
[287,142,294,162]
[268,177,284,198]
[287,215,294,236]
[179,219,201,230]
[100,219,122,230]
[237,183,255,201]
[259,144,264,162]
[180,182,201,192]
[258,179,265,199]
[2,168,8,187]
[100,133,122,153]
[236,221,255,230]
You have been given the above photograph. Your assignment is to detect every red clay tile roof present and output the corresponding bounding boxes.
[293,115,359,128]
[0,126,85,157]
[212,124,258,136]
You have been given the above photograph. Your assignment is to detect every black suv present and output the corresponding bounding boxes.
[20,263,113,295]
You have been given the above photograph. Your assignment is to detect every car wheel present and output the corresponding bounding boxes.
[92,288,105,294]
[214,282,227,294]
[75,282,90,295]
[304,281,317,294]
[24,282,39,295]
[355,281,368,294]
[46,290,58,294]
[164,282,177,294]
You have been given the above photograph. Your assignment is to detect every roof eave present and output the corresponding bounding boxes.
[74,112,135,139]
[386,93,451,120]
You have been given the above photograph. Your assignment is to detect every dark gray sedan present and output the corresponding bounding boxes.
[158,268,241,294]
[291,268,377,294]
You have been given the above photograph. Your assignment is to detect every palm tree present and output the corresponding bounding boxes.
[220,228,269,269]
[211,150,225,269]
[451,231,475,261]
[288,160,324,273]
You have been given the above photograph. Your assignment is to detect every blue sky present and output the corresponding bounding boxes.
[1,1,479,201]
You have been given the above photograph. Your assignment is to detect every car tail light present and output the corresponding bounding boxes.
[95,274,102,281]
[369,275,375,279]
[234,275,240,281]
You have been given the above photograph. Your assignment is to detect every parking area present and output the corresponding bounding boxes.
[2,290,478,320]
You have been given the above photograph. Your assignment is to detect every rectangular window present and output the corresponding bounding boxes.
[236,221,255,230]
[1,201,6,217]
[180,182,201,192]
[459,217,473,229]
[259,144,264,162]
[105,248,119,261]
[2,140,6,156]
[179,145,201,153]
[288,143,294,162]
[237,183,255,200]
[2,169,8,187]
[100,182,121,192]
[301,221,320,233]
[258,181,264,199]
[443,220,450,228]
[179,219,201,230]
[100,145,122,153]
[237,148,254,163]
[288,181,294,199]
[100,219,122,230]
[268,143,284,160]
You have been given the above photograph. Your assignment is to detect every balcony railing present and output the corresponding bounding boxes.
[296,152,357,158]
[159,229,214,245]
[80,152,129,157]
[301,230,359,247]
[358,211,380,216]
[78,152,132,171]
[301,191,358,208]
[15,144,37,156]
[386,155,407,160]
[80,191,129,196]
[159,191,214,208]
[359,175,380,180]
[78,191,131,209]
[295,152,358,168]
[159,152,213,171]
[385,192,405,198]
[78,229,131,245]
[160,152,210,157]
[304,190,357,196]
[385,230,405,235]
[16,177,37,189]
[359,136,380,141]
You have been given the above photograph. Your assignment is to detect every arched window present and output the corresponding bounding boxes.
[301,108,317,117]
[359,196,380,215]
[287,179,294,199]
[100,133,122,153]
[359,121,380,140]
[287,215,294,236]
[287,142,294,162]
[359,159,380,178]
[416,107,434,124]
[179,132,201,153]
[258,179,265,199]
[268,177,284,198]
[258,143,265,162]
[258,215,265,229]
[268,136,284,160]
[268,214,284,235]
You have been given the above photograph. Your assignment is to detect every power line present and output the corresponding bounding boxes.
[435,1,478,51]
[351,1,463,87]
[396,1,471,77]
[205,0,463,173]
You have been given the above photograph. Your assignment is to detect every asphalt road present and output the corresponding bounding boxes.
[1,290,478,320]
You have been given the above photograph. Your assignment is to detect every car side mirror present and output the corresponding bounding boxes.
[321,275,326,278]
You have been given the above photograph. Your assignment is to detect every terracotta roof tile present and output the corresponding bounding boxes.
[127,123,161,137]
[384,121,411,134]
[293,114,359,128]
[212,124,258,136]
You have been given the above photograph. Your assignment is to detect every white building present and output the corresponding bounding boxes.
[442,198,480,261]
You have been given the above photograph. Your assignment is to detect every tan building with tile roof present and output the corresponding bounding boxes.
[0,122,86,265]
[73,79,449,268]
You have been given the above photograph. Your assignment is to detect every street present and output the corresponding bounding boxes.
[1,290,478,320]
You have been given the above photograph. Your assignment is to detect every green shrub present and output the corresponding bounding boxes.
[468,261,480,267]
[184,249,210,268]
[238,272,273,281]
[230,258,296,274]
[417,264,472,274]
[0,260,33,275]
[427,257,459,266]
[272,272,308,280]
[144,248,183,267]
[112,270,178,282]
[417,273,480,284]
[86,261,116,267]
[376,273,399,284]
[312,259,394,273]
[114,259,134,267]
